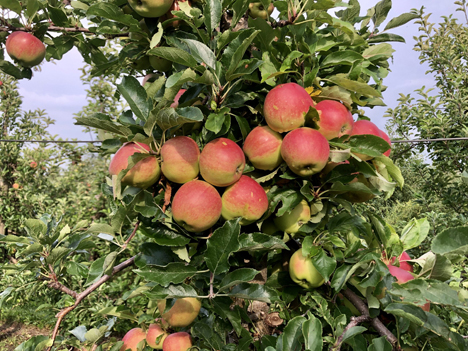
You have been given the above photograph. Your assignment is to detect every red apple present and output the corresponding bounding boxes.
[30,161,38,168]
[171,180,222,232]
[248,2,274,20]
[199,138,245,187]
[6,32,46,68]
[146,323,168,349]
[348,120,381,161]
[289,249,325,289]
[162,332,192,351]
[158,298,201,327]
[281,127,330,177]
[108,142,161,189]
[314,100,354,140]
[171,89,186,108]
[221,175,269,225]
[263,83,315,133]
[243,126,283,170]
[120,328,146,351]
[161,136,200,184]
[12,183,20,189]
[128,0,174,18]
[378,129,392,157]
[389,251,413,272]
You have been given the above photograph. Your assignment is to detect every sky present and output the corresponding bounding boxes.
[15,0,464,140]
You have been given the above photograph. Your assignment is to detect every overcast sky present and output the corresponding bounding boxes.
[16,0,464,140]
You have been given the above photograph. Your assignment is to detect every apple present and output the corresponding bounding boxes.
[221,175,269,225]
[171,180,222,232]
[30,161,38,168]
[263,82,315,133]
[199,138,246,187]
[130,19,150,41]
[146,323,168,349]
[378,129,392,157]
[158,298,201,327]
[281,127,330,177]
[160,0,191,27]
[274,200,310,234]
[120,328,146,351]
[348,120,381,161]
[389,251,413,272]
[341,174,376,203]
[248,2,274,20]
[161,136,200,183]
[243,126,283,170]
[171,89,186,108]
[108,142,161,189]
[289,249,325,289]
[150,56,173,72]
[12,183,20,189]
[128,0,174,18]
[261,219,280,235]
[6,32,46,68]
[162,332,192,351]
[314,100,354,140]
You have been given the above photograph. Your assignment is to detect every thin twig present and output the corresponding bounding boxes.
[332,315,371,351]
[0,24,129,37]
[121,221,140,251]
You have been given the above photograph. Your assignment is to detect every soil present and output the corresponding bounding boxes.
[0,321,50,351]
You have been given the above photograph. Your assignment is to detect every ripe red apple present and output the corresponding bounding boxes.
[348,120,381,161]
[243,126,283,170]
[378,129,392,157]
[158,298,201,327]
[108,142,161,189]
[6,32,46,68]
[314,100,354,140]
[389,251,413,272]
[128,0,174,18]
[281,127,330,177]
[199,138,246,187]
[12,183,20,189]
[289,249,325,289]
[273,199,311,234]
[162,332,192,351]
[248,2,274,20]
[221,175,269,225]
[30,161,38,168]
[150,56,172,72]
[263,83,315,133]
[170,89,186,108]
[161,136,200,184]
[120,328,146,351]
[171,180,222,232]
[146,323,168,349]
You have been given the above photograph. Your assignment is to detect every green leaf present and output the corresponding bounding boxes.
[139,226,190,246]
[228,283,279,303]
[371,0,391,27]
[341,326,367,345]
[321,51,363,68]
[205,219,241,275]
[227,30,260,75]
[420,253,453,282]
[282,316,306,351]
[87,223,115,235]
[303,315,323,351]
[311,249,336,282]
[27,0,39,18]
[46,247,71,265]
[326,74,382,97]
[86,3,139,27]
[75,114,132,136]
[205,109,229,134]
[144,284,198,299]
[348,135,391,157]
[373,156,404,188]
[384,12,419,31]
[400,218,429,251]
[85,257,106,286]
[219,268,260,292]
[135,243,174,268]
[97,306,138,322]
[368,33,405,43]
[148,47,198,68]
[181,39,216,69]
[150,106,203,132]
[204,0,222,34]
[48,6,69,26]
[192,321,224,350]
[117,76,152,122]
[0,0,21,13]
[431,227,468,256]
[238,233,288,251]
[0,60,24,79]
[367,336,392,351]
[0,287,14,309]
[134,263,197,287]
[0,235,31,244]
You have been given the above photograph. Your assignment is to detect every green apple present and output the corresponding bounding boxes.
[289,249,325,289]
[158,298,201,327]
[128,0,174,18]
[248,2,274,20]
[273,200,311,234]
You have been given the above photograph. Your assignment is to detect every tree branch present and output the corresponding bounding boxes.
[0,23,128,38]
[333,315,371,351]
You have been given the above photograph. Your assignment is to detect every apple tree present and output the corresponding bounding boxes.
[2,0,468,351]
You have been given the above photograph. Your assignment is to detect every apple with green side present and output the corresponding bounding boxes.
[161,136,200,184]
[199,138,246,187]
[314,100,354,140]
[6,32,46,68]
[281,127,330,177]
[289,249,325,289]
[146,323,168,349]
[221,175,269,225]
[274,199,311,234]
[158,298,201,327]
[348,120,381,161]
[120,328,146,351]
[127,0,174,18]
[162,332,192,351]
[171,180,222,232]
[248,2,274,20]
[243,126,283,170]
[263,82,315,133]
[109,142,161,189]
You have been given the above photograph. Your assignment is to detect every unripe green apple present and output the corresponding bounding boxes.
[6,32,46,68]
[128,0,174,18]
[172,180,222,232]
[150,56,172,72]
[199,138,246,187]
[162,332,192,351]
[109,142,161,189]
[131,55,151,70]
[281,127,330,177]
[314,100,354,140]
[289,249,325,289]
[349,120,381,161]
[161,136,200,183]
[146,323,168,349]
[221,175,269,225]
[243,126,283,170]
[120,328,146,351]
[248,2,274,20]
[158,298,201,327]
[263,82,315,133]
[274,200,310,234]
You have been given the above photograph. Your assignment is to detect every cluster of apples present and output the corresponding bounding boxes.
[120,297,200,351]
[5,31,46,68]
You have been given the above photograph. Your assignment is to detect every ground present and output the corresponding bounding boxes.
[0,321,50,351]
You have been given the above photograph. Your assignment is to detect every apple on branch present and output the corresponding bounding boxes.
[157,298,201,327]
[274,199,311,234]
[248,2,274,20]
[314,100,354,140]
[162,332,192,351]
[6,32,46,68]
[161,136,200,184]
[289,248,325,289]
[243,125,283,171]
[120,328,146,351]
[127,0,174,18]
